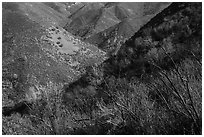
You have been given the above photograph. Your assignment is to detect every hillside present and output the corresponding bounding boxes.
[2,2,107,107]
[2,2,202,135]
[64,2,170,40]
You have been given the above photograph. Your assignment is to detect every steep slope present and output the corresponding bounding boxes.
[88,7,121,37]
[85,2,171,55]
[65,8,104,37]
[2,2,107,107]
[114,5,135,20]
[64,3,121,38]
[68,2,104,19]
[102,2,202,78]
[64,2,171,40]
[43,2,72,17]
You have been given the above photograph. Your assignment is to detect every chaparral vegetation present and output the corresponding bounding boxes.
[2,2,202,135]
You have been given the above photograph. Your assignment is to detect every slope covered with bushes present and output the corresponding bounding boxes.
[3,2,202,135]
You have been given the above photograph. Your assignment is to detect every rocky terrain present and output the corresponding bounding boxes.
[2,2,202,135]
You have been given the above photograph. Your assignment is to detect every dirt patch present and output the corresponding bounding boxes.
[45,26,80,55]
